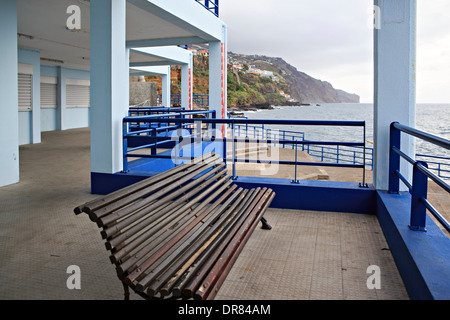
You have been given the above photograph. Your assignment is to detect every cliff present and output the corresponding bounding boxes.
[229,52,360,105]
[145,51,360,109]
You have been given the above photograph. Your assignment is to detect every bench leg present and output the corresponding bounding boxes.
[260,217,272,230]
[122,282,130,300]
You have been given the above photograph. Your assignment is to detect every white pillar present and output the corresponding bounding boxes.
[0,0,19,186]
[162,66,171,108]
[90,0,129,174]
[209,24,227,136]
[181,52,193,111]
[374,0,417,190]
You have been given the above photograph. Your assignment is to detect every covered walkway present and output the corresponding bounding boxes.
[0,128,408,300]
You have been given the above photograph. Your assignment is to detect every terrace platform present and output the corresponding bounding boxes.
[0,128,411,299]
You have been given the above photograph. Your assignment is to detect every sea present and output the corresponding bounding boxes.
[241,103,450,176]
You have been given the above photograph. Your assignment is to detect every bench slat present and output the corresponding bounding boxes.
[144,188,251,296]
[97,156,223,227]
[194,188,273,300]
[180,187,263,298]
[101,163,227,241]
[119,183,238,278]
[109,174,231,264]
[202,190,276,300]
[133,187,246,292]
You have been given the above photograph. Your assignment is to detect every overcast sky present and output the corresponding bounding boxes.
[220,0,450,103]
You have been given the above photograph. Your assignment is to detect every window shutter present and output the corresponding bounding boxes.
[18,73,32,111]
[40,80,57,109]
[66,79,90,107]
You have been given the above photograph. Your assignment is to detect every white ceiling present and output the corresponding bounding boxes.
[17,0,222,71]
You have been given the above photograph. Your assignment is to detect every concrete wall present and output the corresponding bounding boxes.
[15,60,91,144]
[18,48,41,145]
[129,81,157,106]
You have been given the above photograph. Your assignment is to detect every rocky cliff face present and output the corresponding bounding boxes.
[230,53,360,104]
[144,52,360,107]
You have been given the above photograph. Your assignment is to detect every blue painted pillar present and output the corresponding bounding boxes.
[209,24,227,137]
[374,0,417,191]
[181,52,193,111]
[162,66,171,108]
[18,48,41,144]
[0,0,19,186]
[90,0,129,176]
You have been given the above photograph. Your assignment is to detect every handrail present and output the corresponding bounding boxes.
[389,122,450,233]
[232,123,374,170]
[124,117,366,127]
[195,0,219,17]
[392,122,450,151]
[122,114,368,187]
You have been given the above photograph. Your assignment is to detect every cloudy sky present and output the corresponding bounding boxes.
[219,0,450,103]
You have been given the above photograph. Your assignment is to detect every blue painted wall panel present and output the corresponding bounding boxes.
[377,190,450,300]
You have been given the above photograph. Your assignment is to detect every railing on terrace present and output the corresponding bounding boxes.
[195,0,219,17]
[156,94,209,108]
[122,109,216,172]
[122,114,370,187]
[389,122,450,233]
[230,122,374,171]
[228,114,450,180]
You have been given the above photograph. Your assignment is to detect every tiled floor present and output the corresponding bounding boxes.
[216,208,408,300]
[0,128,409,300]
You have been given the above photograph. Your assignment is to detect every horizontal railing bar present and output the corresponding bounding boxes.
[125,153,364,168]
[125,117,366,127]
[391,146,416,165]
[124,111,215,122]
[126,125,191,136]
[422,198,450,233]
[394,170,413,191]
[393,122,450,151]
[416,153,450,161]
[159,136,364,147]
[416,162,450,193]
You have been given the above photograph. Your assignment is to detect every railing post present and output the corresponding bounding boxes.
[122,121,129,172]
[409,161,429,232]
[336,145,340,163]
[389,122,401,194]
[232,120,237,179]
[292,139,300,184]
[151,128,157,155]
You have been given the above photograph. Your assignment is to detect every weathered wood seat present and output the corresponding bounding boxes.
[74,153,275,300]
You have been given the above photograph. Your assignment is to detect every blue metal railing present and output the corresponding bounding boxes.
[122,110,216,172]
[122,114,369,186]
[195,0,219,17]
[389,122,450,233]
[156,94,209,108]
[227,116,449,180]
[230,123,374,171]
[416,153,450,180]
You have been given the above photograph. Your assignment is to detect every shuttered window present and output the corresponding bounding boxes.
[66,79,90,107]
[40,77,57,109]
[18,73,32,111]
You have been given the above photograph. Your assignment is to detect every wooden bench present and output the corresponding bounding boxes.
[74,153,275,300]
